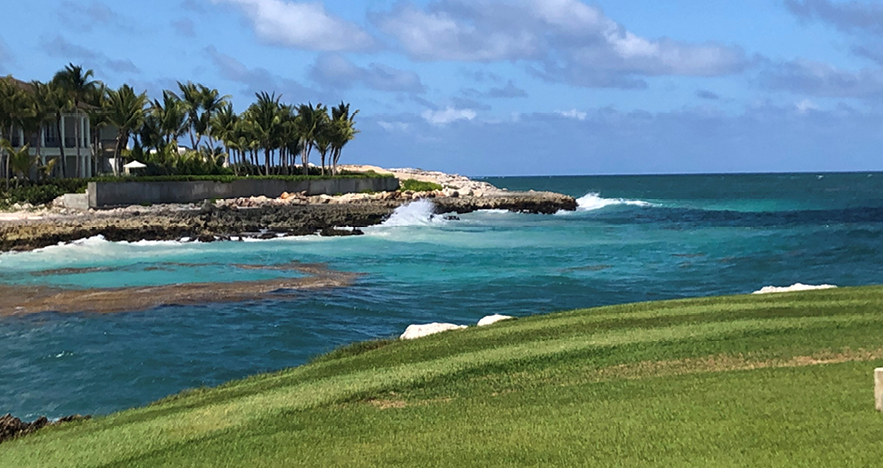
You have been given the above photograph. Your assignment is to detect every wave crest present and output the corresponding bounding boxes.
[379,199,444,227]
[576,193,651,211]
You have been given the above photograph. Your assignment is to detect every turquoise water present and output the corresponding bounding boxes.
[2,173,882,419]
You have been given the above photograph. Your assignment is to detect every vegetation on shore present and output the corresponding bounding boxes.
[3,286,883,467]
[0,63,361,187]
[399,178,443,192]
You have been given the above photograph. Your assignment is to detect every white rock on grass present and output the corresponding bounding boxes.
[477,314,514,326]
[400,323,467,340]
[752,283,838,295]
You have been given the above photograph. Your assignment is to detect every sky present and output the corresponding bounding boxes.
[1,0,883,176]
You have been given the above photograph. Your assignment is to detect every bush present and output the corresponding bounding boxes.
[0,180,88,208]
[400,179,443,192]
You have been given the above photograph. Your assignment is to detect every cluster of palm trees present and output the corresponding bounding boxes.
[0,64,101,187]
[0,63,360,187]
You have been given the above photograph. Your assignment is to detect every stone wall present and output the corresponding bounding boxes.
[87,177,399,208]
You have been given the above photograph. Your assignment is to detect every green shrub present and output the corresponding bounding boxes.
[0,180,88,207]
[400,179,443,192]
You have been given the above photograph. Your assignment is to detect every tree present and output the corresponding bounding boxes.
[104,84,147,176]
[294,103,325,175]
[85,83,109,176]
[0,77,35,188]
[313,107,332,175]
[150,90,188,148]
[54,64,97,178]
[0,140,33,187]
[245,92,282,175]
[45,80,72,178]
[200,85,230,150]
[210,103,238,169]
[329,102,359,175]
[29,81,57,176]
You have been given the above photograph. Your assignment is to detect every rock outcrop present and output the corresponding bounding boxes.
[477,314,514,326]
[0,413,90,444]
[752,283,838,294]
[400,323,467,340]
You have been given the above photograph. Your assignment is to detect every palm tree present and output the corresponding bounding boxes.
[210,103,238,169]
[330,102,359,175]
[29,81,57,175]
[85,83,108,175]
[46,80,73,178]
[200,85,230,150]
[245,92,282,175]
[0,78,35,188]
[1,140,34,187]
[294,103,325,175]
[54,64,97,178]
[150,90,188,148]
[104,84,147,176]
[313,108,332,175]
[177,81,202,150]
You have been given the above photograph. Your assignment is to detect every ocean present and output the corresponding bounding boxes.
[1,172,882,419]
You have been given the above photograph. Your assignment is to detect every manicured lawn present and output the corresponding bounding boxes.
[4,286,883,467]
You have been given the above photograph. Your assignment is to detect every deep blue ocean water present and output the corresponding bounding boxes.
[1,173,882,419]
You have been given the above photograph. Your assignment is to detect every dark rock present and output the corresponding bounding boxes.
[320,227,365,237]
[0,413,90,444]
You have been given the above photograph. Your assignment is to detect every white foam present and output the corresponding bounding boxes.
[575,193,651,211]
[379,199,445,227]
[752,283,838,294]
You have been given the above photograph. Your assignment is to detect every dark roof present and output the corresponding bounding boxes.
[1,76,96,110]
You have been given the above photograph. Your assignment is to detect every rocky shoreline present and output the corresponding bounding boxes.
[0,414,91,444]
[0,169,577,252]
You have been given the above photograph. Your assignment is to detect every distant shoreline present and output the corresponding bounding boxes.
[0,167,577,252]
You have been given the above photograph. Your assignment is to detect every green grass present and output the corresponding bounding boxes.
[4,286,883,467]
[399,178,443,192]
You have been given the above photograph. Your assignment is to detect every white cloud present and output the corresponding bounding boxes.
[558,109,587,120]
[795,99,819,113]
[372,0,747,88]
[378,121,411,132]
[213,0,375,51]
[421,107,478,125]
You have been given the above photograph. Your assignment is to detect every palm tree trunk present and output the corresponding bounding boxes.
[56,118,67,179]
[113,133,123,177]
[264,147,270,176]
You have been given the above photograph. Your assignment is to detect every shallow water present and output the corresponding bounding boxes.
[2,172,882,419]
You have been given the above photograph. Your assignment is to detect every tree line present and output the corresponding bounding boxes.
[0,63,360,187]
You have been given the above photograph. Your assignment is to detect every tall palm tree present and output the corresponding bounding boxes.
[0,78,36,188]
[245,92,282,175]
[200,85,230,150]
[330,102,359,175]
[313,107,332,175]
[294,103,325,175]
[85,83,108,175]
[150,90,188,148]
[104,84,147,176]
[46,81,72,178]
[177,81,202,150]
[29,81,57,174]
[210,103,238,169]
[54,64,97,178]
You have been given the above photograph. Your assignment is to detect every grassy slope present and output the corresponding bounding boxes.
[4,287,883,467]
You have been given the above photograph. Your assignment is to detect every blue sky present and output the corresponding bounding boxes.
[2,0,883,175]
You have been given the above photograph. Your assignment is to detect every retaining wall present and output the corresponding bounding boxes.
[87,177,400,208]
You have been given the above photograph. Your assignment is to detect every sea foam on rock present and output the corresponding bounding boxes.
[477,314,514,326]
[400,323,467,340]
[753,283,838,294]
